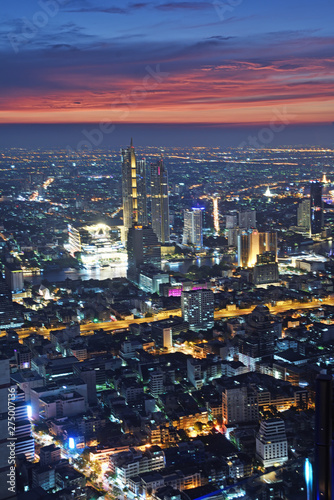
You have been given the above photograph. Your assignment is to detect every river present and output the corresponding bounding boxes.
[27,240,333,286]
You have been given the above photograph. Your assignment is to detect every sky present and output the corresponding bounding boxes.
[1,0,334,146]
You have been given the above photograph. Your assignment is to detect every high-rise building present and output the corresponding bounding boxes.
[183,208,203,248]
[127,225,161,283]
[297,199,311,234]
[253,252,279,285]
[225,213,238,229]
[310,182,324,235]
[121,139,147,240]
[222,384,259,425]
[137,158,148,227]
[238,210,256,229]
[5,263,24,292]
[256,419,288,468]
[244,305,276,358]
[314,373,333,500]
[151,159,170,243]
[0,277,23,330]
[149,370,164,397]
[181,289,214,331]
[0,357,16,499]
[237,230,277,268]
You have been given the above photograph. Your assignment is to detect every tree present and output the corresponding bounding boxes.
[194,421,204,433]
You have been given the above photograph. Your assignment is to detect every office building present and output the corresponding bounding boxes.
[222,384,259,425]
[253,252,279,285]
[314,373,333,500]
[297,199,311,234]
[5,263,24,292]
[244,304,276,358]
[127,226,161,283]
[151,159,170,243]
[183,208,203,248]
[0,277,23,330]
[139,265,169,294]
[137,158,148,227]
[0,357,15,499]
[226,213,238,229]
[310,182,324,235]
[256,419,288,468]
[39,444,61,466]
[14,400,35,461]
[239,210,256,229]
[237,230,277,268]
[149,371,164,398]
[121,139,147,240]
[162,328,172,350]
[181,289,214,331]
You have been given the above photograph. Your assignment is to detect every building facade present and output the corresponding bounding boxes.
[256,419,288,468]
[181,289,214,331]
[151,159,170,244]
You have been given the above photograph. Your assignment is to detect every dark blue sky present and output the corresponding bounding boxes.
[1,0,334,146]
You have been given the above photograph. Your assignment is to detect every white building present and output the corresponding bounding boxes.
[256,418,288,468]
[149,371,164,398]
[183,208,203,248]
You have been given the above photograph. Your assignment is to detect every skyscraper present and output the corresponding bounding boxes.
[181,289,214,331]
[0,356,16,499]
[238,210,256,229]
[137,158,148,227]
[183,208,203,248]
[151,159,170,243]
[121,139,147,240]
[237,230,277,268]
[314,373,333,499]
[297,199,311,234]
[127,225,161,283]
[310,181,324,235]
[256,419,288,468]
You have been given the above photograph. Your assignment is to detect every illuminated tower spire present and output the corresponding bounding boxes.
[121,139,147,241]
[212,194,219,235]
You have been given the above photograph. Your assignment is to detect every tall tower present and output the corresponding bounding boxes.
[297,199,311,234]
[310,181,324,235]
[121,139,147,241]
[151,159,170,244]
[137,158,148,226]
[212,195,220,235]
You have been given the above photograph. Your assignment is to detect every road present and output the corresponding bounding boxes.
[3,296,334,340]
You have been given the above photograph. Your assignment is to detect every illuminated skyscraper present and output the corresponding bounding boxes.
[183,208,203,248]
[237,230,277,268]
[310,181,324,235]
[137,158,148,227]
[121,139,147,240]
[151,159,170,243]
[212,195,220,234]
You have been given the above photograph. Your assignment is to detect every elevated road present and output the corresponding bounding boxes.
[3,296,334,341]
